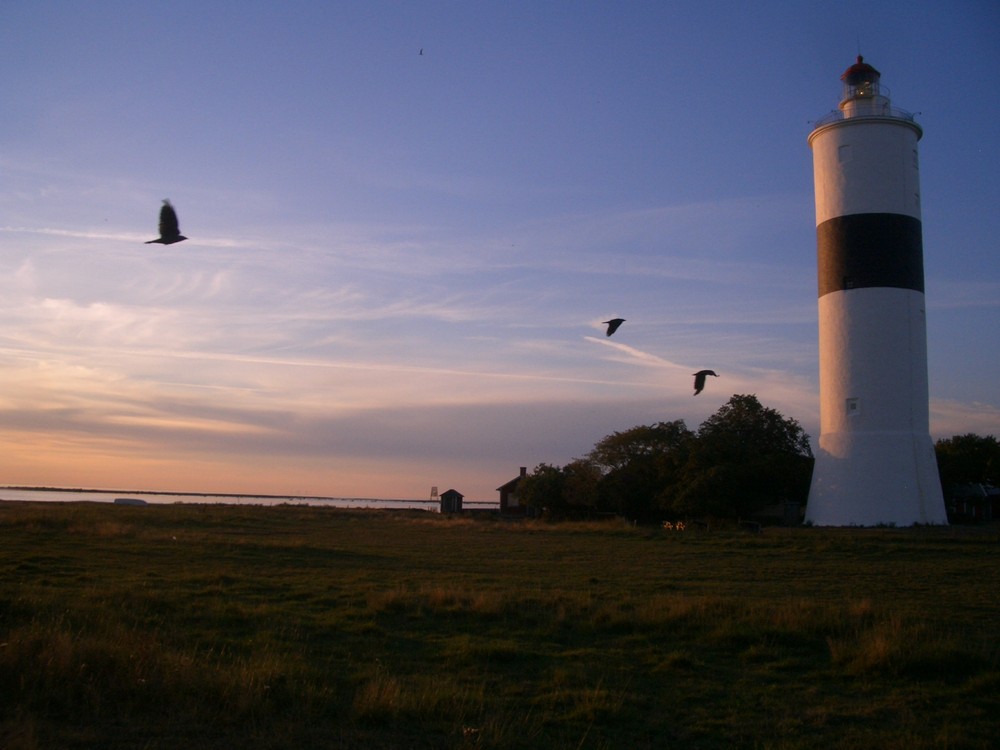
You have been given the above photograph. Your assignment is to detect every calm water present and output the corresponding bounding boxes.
[0,487,497,511]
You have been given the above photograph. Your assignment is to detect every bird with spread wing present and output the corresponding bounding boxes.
[602,318,625,337]
[145,200,188,245]
[693,369,718,395]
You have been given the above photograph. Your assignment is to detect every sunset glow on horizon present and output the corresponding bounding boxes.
[2,2,998,500]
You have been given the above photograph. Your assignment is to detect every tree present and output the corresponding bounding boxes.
[587,420,692,473]
[517,463,565,512]
[561,459,601,510]
[664,395,813,519]
[695,394,813,460]
[587,421,693,522]
[935,434,1000,488]
[521,398,813,523]
[516,460,601,517]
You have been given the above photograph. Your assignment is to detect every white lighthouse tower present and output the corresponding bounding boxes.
[805,57,947,526]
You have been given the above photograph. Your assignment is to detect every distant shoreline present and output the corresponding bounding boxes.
[0,485,496,505]
[0,485,393,501]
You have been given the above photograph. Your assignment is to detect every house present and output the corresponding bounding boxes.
[945,484,1000,522]
[439,489,464,514]
[497,467,528,516]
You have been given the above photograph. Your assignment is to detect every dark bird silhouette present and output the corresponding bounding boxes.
[145,200,187,245]
[692,369,718,395]
[602,318,625,337]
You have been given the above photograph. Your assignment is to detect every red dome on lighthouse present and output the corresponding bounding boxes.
[840,55,882,86]
[839,55,882,103]
[841,55,880,86]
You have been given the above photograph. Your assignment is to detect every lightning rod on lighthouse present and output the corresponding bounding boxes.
[805,56,947,526]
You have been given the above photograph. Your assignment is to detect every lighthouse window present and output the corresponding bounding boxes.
[838,145,851,163]
[846,398,860,416]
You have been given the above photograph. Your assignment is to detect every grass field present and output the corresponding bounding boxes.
[1,501,998,749]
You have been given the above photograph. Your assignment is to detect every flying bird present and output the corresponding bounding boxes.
[602,318,625,337]
[692,369,718,395]
[145,200,187,245]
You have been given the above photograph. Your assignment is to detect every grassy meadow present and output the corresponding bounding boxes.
[1,501,999,749]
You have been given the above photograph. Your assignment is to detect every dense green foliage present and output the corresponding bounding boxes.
[520,395,814,521]
[666,395,813,519]
[935,433,1000,488]
[2,502,998,749]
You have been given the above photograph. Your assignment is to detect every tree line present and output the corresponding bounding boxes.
[518,394,814,523]
[934,433,1000,489]
[518,393,999,523]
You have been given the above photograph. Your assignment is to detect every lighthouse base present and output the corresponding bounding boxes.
[805,430,948,526]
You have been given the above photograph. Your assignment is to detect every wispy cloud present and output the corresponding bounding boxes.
[584,335,685,369]
[930,399,1000,439]
[1,225,257,249]
[2,2,996,502]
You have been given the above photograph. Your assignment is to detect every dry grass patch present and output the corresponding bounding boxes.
[3,503,999,749]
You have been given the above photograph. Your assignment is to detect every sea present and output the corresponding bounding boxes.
[0,487,498,512]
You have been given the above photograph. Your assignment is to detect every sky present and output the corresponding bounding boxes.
[2,1,998,501]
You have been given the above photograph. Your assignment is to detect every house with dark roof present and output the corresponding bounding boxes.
[497,466,528,516]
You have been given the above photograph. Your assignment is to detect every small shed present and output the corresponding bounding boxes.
[440,489,464,514]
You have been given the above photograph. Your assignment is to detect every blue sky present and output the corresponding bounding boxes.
[2,1,998,500]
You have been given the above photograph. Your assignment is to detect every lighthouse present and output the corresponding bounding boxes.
[805,57,947,526]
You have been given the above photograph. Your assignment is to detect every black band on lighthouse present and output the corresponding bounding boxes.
[817,213,924,296]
